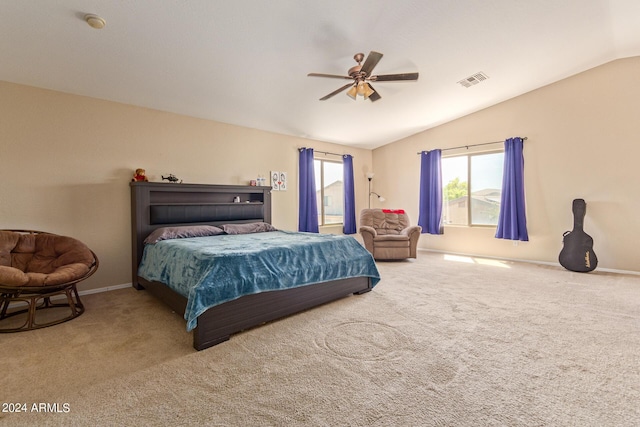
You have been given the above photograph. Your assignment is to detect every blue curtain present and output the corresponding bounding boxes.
[418,150,443,234]
[495,137,529,241]
[342,155,357,234]
[298,148,319,233]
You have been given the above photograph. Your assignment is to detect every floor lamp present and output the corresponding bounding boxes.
[367,173,385,208]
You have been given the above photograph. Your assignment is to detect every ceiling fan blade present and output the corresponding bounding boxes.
[319,83,354,101]
[370,72,419,82]
[365,83,381,102]
[308,73,352,80]
[360,51,383,76]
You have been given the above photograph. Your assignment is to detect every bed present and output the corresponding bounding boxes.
[130,182,380,350]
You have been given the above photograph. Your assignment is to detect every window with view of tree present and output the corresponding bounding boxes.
[441,151,504,226]
[314,159,344,226]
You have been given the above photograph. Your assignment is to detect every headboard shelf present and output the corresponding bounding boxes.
[149,202,264,206]
[144,185,269,204]
[130,182,272,288]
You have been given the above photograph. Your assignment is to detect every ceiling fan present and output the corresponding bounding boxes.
[307,51,418,102]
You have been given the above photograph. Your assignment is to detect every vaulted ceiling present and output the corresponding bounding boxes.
[1,1,639,149]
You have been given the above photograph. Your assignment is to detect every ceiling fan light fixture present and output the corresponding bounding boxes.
[346,85,357,100]
[309,51,418,102]
[363,83,375,99]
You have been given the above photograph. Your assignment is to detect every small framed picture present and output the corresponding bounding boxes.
[271,171,287,191]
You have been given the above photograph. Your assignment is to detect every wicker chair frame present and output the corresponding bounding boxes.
[0,230,99,333]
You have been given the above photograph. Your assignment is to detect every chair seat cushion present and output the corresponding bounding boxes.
[374,234,410,242]
[373,235,410,248]
[0,231,94,288]
[0,262,91,288]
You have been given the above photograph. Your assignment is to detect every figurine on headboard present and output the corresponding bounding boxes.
[131,168,148,182]
[162,174,182,184]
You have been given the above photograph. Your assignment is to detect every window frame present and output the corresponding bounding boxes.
[314,157,344,227]
[441,149,504,228]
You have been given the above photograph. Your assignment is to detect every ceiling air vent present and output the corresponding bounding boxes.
[458,72,489,88]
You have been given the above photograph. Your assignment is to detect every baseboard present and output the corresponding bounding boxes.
[418,248,640,276]
[78,283,132,296]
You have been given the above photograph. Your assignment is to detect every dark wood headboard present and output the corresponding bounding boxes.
[130,182,272,289]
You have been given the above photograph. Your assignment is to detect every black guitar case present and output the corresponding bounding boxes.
[559,199,597,272]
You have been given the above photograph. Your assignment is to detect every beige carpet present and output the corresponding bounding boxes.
[1,252,638,426]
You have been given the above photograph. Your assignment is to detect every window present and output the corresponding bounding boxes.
[314,159,343,226]
[441,151,504,226]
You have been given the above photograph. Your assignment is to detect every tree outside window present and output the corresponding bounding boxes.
[441,151,503,226]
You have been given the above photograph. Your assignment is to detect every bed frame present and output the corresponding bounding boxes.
[130,182,372,350]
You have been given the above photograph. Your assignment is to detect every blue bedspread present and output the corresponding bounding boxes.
[138,231,380,331]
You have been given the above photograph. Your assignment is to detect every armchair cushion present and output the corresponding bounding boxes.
[374,234,411,243]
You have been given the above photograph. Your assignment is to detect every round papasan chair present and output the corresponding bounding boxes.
[0,230,99,332]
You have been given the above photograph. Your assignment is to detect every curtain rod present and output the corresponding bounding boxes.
[416,137,528,154]
[298,147,352,158]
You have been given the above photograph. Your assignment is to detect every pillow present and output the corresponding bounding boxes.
[221,222,277,235]
[144,225,224,244]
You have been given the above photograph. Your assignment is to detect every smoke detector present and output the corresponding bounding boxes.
[84,14,106,30]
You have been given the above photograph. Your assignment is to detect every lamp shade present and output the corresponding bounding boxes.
[363,83,375,99]
[346,85,357,100]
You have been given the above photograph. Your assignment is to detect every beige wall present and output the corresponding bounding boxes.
[2,55,637,294]
[373,57,640,272]
[0,82,373,291]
